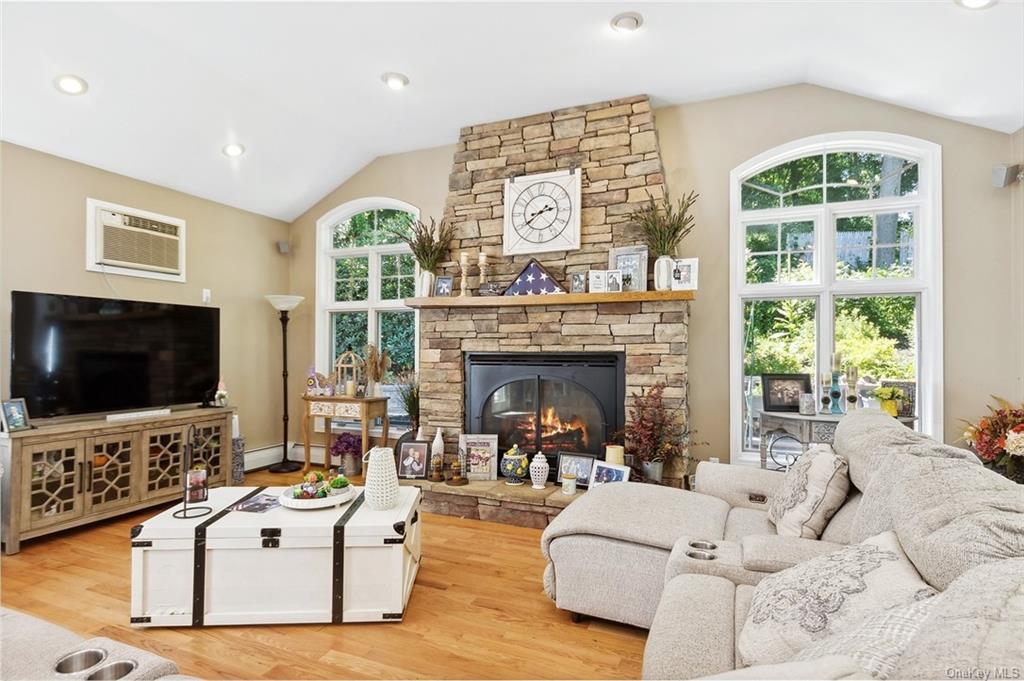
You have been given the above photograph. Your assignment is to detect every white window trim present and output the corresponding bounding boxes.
[314,197,421,376]
[729,132,943,464]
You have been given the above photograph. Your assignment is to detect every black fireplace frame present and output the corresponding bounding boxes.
[464,352,626,464]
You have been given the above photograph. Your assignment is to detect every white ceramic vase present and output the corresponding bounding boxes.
[363,446,399,510]
[417,271,436,297]
[529,453,550,489]
[654,255,675,291]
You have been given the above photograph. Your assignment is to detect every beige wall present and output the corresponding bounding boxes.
[657,84,1017,456]
[288,85,1019,460]
[1012,128,1024,401]
[0,143,290,449]
[285,144,455,436]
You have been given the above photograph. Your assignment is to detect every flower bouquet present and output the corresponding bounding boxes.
[962,397,1024,484]
[872,386,904,418]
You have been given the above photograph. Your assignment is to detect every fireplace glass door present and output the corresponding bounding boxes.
[480,377,605,458]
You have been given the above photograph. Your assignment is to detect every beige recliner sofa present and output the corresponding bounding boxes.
[541,411,1024,678]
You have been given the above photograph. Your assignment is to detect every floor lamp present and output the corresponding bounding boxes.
[266,295,305,474]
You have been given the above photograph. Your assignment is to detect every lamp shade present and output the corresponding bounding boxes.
[265,295,304,312]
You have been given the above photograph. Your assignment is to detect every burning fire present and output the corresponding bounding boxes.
[529,407,590,449]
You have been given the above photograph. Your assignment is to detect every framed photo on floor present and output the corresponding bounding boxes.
[761,373,813,412]
[398,441,430,478]
[1,398,31,433]
[460,434,498,481]
[590,461,631,486]
[556,452,596,487]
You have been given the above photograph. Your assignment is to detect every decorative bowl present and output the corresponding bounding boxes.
[279,484,357,510]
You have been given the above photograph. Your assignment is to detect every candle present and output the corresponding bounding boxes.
[832,351,843,372]
[478,252,488,267]
[605,445,625,466]
[345,380,356,397]
[562,473,577,496]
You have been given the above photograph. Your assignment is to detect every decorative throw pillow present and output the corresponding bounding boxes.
[793,595,938,679]
[737,531,937,667]
[768,444,850,539]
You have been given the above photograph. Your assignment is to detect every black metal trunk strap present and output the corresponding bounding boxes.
[332,492,366,624]
[192,486,267,627]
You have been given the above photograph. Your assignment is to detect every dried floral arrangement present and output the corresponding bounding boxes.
[962,396,1024,484]
[364,344,391,384]
[388,217,457,272]
[629,191,699,257]
[395,373,420,431]
[625,382,683,464]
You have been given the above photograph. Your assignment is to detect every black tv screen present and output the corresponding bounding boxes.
[11,291,220,418]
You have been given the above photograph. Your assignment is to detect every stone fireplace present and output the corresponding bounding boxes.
[465,352,626,477]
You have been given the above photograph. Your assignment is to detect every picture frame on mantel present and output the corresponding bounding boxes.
[608,245,648,292]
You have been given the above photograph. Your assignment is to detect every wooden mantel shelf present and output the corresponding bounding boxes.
[404,289,695,309]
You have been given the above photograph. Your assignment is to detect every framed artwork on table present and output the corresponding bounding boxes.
[398,441,430,479]
[605,269,623,293]
[570,272,587,294]
[761,374,813,412]
[608,245,648,292]
[671,258,699,291]
[556,452,596,487]
[588,271,607,294]
[590,461,631,486]
[460,434,498,481]
[1,398,31,432]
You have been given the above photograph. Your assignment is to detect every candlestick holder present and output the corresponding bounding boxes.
[830,372,844,414]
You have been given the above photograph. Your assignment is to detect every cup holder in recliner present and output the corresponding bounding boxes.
[55,649,107,674]
[685,550,717,561]
[688,540,718,551]
[86,661,137,680]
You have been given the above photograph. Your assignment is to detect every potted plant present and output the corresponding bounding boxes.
[872,386,904,417]
[629,191,699,291]
[395,373,420,433]
[388,217,456,296]
[625,382,683,483]
[330,431,362,477]
[962,397,1024,484]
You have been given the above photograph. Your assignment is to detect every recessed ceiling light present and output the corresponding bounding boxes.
[381,72,410,91]
[610,11,644,33]
[955,0,997,8]
[53,74,88,95]
[222,143,246,158]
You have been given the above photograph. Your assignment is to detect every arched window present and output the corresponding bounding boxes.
[729,133,943,463]
[315,198,419,411]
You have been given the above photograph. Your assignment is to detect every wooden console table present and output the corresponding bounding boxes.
[1,407,235,555]
[301,396,390,473]
[757,410,917,470]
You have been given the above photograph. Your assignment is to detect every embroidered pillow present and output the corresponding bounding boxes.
[793,595,937,679]
[737,531,936,667]
[768,444,850,539]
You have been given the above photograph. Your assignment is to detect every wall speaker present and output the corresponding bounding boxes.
[276,240,291,254]
[992,164,1021,188]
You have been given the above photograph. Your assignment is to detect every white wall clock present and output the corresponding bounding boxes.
[502,168,581,256]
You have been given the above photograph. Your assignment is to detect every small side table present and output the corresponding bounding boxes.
[301,396,390,474]
[757,411,917,470]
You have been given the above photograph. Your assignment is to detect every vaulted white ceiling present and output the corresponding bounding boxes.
[2,1,1022,221]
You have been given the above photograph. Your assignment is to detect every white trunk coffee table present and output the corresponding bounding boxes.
[130,485,421,627]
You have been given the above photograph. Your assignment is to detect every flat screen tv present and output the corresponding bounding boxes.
[11,291,220,419]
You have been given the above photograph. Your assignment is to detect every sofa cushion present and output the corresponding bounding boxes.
[895,558,1024,679]
[724,507,775,542]
[832,410,978,492]
[734,585,755,669]
[892,457,1024,590]
[703,656,869,680]
[740,535,847,573]
[820,492,861,545]
[737,531,936,667]
[793,595,937,679]
[542,483,731,559]
[768,444,849,539]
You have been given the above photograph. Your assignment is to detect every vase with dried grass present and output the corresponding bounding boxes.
[388,217,456,297]
[364,344,391,398]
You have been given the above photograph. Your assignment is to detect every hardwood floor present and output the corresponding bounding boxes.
[1,470,646,679]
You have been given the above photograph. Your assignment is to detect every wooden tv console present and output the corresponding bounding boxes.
[1,407,235,555]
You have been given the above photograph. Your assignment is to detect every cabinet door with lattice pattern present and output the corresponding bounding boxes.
[143,426,185,497]
[20,439,85,530]
[191,421,225,484]
[84,433,139,513]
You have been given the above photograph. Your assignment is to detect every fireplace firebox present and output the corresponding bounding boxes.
[464,353,626,477]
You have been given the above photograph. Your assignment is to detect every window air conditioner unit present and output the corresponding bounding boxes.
[86,198,186,282]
